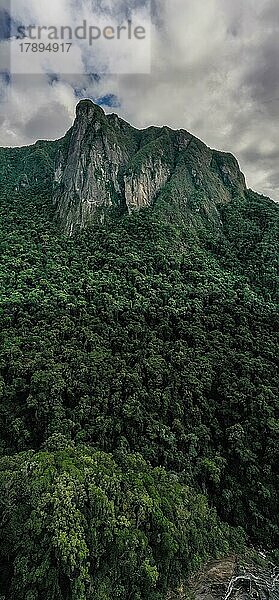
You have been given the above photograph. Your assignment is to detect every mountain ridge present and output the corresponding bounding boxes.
[0,99,251,235]
[52,99,248,234]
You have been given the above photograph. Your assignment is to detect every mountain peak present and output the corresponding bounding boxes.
[0,99,247,235]
[75,99,105,120]
[54,100,246,234]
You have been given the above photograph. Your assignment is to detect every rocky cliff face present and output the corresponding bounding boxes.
[0,99,247,234]
[168,555,279,600]
[192,555,279,600]
[54,101,134,234]
[54,99,246,233]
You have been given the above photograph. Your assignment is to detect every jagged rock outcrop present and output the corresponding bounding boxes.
[124,153,171,213]
[0,99,247,234]
[168,555,279,600]
[53,99,246,233]
[54,101,133,234]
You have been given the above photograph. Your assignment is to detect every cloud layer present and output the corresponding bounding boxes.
[0,0,279,200]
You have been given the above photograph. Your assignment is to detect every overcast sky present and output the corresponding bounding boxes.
[0,0,279,200]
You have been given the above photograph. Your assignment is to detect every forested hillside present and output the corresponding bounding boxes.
[0,106,278,599]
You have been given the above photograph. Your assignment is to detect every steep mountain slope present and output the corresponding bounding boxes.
[0,101,278,600]
[1,99,246,233]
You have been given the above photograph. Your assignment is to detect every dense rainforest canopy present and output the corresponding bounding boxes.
[0,171,278,598]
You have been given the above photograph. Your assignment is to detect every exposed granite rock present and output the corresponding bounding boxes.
[212,151,246,194]
[53,100,247,233]
[189,556,237,599]
[0,99,248,234]
[124,153,171,212]
[171,555,279,600]
[55,100,132,234]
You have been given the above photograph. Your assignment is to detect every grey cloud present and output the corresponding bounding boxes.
[244,35,279,105]
[240,145,279,164]
[22,102,72,141]
[260,0,279,26]
[0,0,279,200]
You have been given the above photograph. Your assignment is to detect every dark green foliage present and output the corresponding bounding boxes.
[0,443,243,599]
[0,172,278,598]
